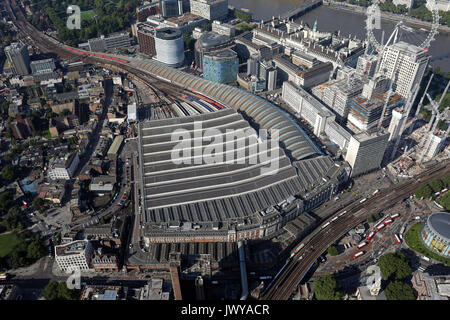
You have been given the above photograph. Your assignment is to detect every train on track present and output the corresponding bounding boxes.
[66,47,130,63]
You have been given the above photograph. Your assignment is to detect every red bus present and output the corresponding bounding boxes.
[353,251,364,260]
[390,213,400,220]
[394,234,401,245]
[383,218,393,225]
[367,231,375,241]
[357,241,368,250]
[376,224,385,232]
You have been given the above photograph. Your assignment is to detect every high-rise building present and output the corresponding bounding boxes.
[247,54,260,77]
[154,27,185,67]
[160,0,183,18]
[190,0,228,21]
[344,129,389,177]
[379,41,429,98]
[5,42,30,75]
[194,32,235,69]
[282,81,335,136]
[356,54,378,78]
[137,23,157,56]
[136,2,160,22]
[202,49,238,83]
[55,240,94,272]
[388,108,407,141]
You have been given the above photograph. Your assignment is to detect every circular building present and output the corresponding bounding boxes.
[420,212,450,257]
[202,49,238,84]
[154,27,184,67]
[194,32,235,70]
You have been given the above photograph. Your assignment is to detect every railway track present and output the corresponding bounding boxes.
[262,160,449,300]
[6,0,191,104]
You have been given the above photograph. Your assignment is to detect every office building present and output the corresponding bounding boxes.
[154,27,185,67]
[30,58,56,82]
[160,0,183,18]
[55,240,94,272]
[212,20,236,37]
[136,2,160,22]
[202,49,238,83]
[195,32,235,69]
[422,131,447,160]
[5,42,30,75]
[48,153,80,180]
[190,0,228,21]
[347,93,404,131]
[356,54,378,78]
[388,108,407,141]
[9,117,35,140]
[137,23,157,56]
[379,41,429,98]
[282,81,335,136]
[247,54,260,77]
[88,33,131,52]
[344,129,389,177]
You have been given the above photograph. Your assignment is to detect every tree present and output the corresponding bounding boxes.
[183,33,195,51]
[313,274,343,300]
[32,197,44,209]
[429,178,444,193]
[378,253,411,281]
[201,24,212,31]
[1,164,16,181]
[42,281,79,300]
[415,184,433,199]
[26,240,45,260]
[327,245,339,256]
[438,191,450,211]
[441,174,450,188]
[385,281,417,300]
[0,191,14,214]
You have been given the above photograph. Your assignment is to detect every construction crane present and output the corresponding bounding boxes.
[406,73,435,137]
[418,80,450,162]
[389,83,420,161]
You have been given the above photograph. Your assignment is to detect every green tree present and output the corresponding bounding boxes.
[32,197,44,209]
[415,184,433,199]
[0,192,14,214]
[41,281,59,300]
[26,240,45,260]
[42,281,79,300]
[1,164,17,181]
[183,33,195,51]
[378,253,411,281]
[438,191,450,211]
[385,281,417,300]
[327,245,339,256]
[429,178,444,193]
[202,24,212,31]
[441,174,450,188]
[313,274,343,300]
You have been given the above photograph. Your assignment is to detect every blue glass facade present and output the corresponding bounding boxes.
[202,55,238,84]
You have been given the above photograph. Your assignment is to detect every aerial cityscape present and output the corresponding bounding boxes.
[0,0,449,304]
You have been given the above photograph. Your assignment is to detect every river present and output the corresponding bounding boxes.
[229,0,450,72]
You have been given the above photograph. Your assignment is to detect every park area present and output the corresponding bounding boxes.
[0,233,20,258]
[405,223,450,266]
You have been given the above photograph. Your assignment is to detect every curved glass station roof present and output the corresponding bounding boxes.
[131,59,320,161]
